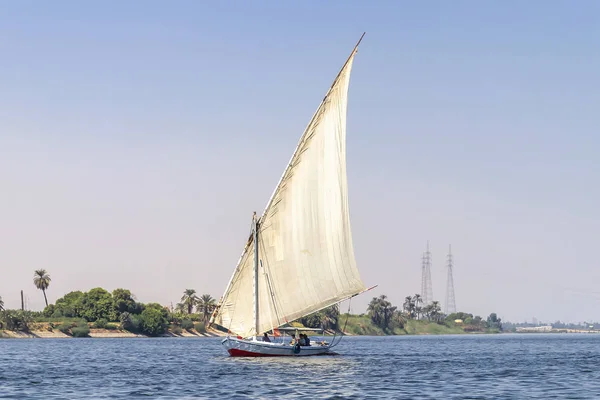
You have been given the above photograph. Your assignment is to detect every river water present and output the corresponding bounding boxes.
[1,334,599,399]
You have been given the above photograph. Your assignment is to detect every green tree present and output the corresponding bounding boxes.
[422,301,443,322]
[403,296,415,319]
[394,310,408,329]
[300,312,322,329]
[322,305,340,330]
[297,305,339,330]
[53,291,84,317]
[42,304,56,317]
[367,296,383,326]
[175,303,186,314]
[368,295,397,331]
[486,313,503,331]
[413,294,423,319]
[0,295,4,312]
[196,294,216,322]
[33,269,51,307]
[181,289,199,315]
[79,288,116,322]
[139,303,169,336]
[445,312,473,323]
[112,289,141,314]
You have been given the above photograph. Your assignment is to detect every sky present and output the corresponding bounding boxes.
[1,1,599,323]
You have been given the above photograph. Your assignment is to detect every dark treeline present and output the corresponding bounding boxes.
[1,268,504,338]
[363,294,502,333]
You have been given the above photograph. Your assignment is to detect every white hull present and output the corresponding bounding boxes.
[222,337,335,357]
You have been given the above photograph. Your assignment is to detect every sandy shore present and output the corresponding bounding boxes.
[0,327,228,339]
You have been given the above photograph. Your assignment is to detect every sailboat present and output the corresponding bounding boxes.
[209,33,375,357]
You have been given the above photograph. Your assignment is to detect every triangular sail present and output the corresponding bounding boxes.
[211,38,366,338]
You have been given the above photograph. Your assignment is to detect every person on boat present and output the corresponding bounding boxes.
[263,332,271,342]
[301,334,309,346]
[290,334,296,345]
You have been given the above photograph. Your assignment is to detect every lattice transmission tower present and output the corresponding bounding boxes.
[420,241,433,306]
[445,245,456,315]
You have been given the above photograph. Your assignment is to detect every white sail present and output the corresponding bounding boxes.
[212,43,365,338]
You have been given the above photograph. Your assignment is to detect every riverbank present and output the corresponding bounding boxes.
[3,325,599,339]
[340,315,487,335]
[0,327,228,339]
[0,318,490,339]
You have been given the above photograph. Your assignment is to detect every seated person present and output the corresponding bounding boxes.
[263,332,271,342]
[300,334,309,346]
[304,334,310,346]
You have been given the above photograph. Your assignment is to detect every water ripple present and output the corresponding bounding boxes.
[1,334,600,398]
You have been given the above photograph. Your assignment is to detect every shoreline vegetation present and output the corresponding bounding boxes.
[2,277,598,339]
[1,282,505,339]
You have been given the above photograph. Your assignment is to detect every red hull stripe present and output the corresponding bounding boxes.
[228,348,288,357]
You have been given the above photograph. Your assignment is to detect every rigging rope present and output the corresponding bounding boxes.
[329,297,352,349]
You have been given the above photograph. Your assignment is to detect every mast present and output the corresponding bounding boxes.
[252,212,259,338]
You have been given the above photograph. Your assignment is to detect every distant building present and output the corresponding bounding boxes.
[516,325,552,333]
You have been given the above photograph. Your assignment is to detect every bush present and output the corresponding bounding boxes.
[121,312,141,333]
[139,307,169,336]
[172,326,183,335]
[57,322,73,334]
[2,310,33,332]
[105,323,118,330]
[93,318,108,329]
[194,322,206,333]
[71,322,90,338]
[42,304,56,318]
[181,319,194,331]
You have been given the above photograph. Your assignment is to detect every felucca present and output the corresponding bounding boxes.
[209,33,375,357]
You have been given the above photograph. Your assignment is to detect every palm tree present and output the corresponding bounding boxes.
[33,269,51,307]
[197,294,216,322]
[430,301,443,323]
[403,296,415,319]
[0,295,4,311]
[394,310,407,328]
[368,295,396,331]
[413,294,423,319]
[321,305,340,331]
[367,296,383,326]
[181,289,199,314]
[175,303,186,314]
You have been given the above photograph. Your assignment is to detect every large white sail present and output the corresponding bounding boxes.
[212,43,365,338]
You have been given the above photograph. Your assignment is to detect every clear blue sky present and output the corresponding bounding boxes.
[1,1,599,323]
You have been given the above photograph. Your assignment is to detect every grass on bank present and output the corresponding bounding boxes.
[339,314,469,336]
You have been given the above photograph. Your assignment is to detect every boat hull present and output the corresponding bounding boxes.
[222,337,335,357]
